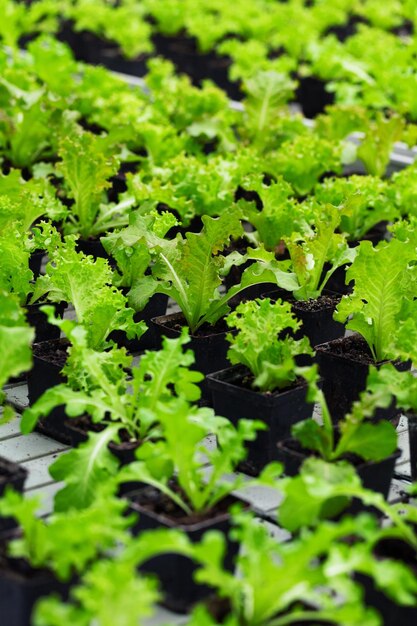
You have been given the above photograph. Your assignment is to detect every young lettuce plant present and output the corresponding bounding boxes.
[33,527,194,626]
[34,558,159,626]
[30,225,144,350]
[0,0,60,51]
[0,490,133,581]
[118,398,270,516]
[239,70,298,152]
[314,175,395,242]
[128,209,289,334]
[191,508,385,626]
[21,326,203,439]
[0,169,67,233]
[248,203,356,301]
[278,457,417,552]
[57,127,136,239]
[334,237,416,362]
[0,291,34,419]
[292,366,398,463]
[225,298,313,392]
[238,175,313,253]
[101,209,178,291]
[266,132,343,196]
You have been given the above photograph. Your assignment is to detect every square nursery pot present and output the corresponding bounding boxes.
[25,301,66,345]
[277,438,401,500]
[207,364,313,474]
[28,250,45,279]
[0,557,69,626]
[126,487,241,613]
[0,458,27,538]
[267,289,345,350]
[151,312,234,401]
[27,338,72,445]
[316,334,410,423]
[110,293,168,352]
[65,419,144,496]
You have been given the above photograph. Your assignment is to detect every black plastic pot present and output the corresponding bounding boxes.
[66,418,140,464]
[267,289,345,348]
[408,414,417,481]
[126,487,240,613]
[0,459,27,537]
[25,301,66,344]
[207,364,313,473]
[0,558,69,626]
[111,293,168,352]
[295,76,334,119]
[277,439,401,499]
[28,250,44,279]
[76,237,110,261]
[316,334,410,423]
[27,339,71,444]
[151,312,233,401]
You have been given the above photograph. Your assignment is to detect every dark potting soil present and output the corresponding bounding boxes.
[292,293,341,313]
[161,315,230,337]
[130,486,236,526]
[70,416,140,449]
[32,340,69,368]
[232,373,303,397]
[317,334,376,366]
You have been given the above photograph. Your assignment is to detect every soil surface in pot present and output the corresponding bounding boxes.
[231,372,304,396]
[33,340,69,368]
[317,334,376,365]
[159,314,229,337]
[69,416,141,451]
[292,293,341,313]
[130,485,236,526]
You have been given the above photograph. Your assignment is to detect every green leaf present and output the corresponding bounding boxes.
[225,298,313,392]
[49,427,121,511]
[0,292,33,392]
[58,129,120,239]
[334,238,415,361]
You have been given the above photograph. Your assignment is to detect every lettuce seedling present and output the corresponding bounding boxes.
[33,527,193,626]
[292,366,398,463]
[388,161,417,218]
[0,291,34,419]
[278,458,417,552]
[240,70,298,152]
[334,238,416,362]
[239,175,313,253]
[267,133,343,196]
[0,0,60,50]
[68,0,153,59]
[357,112,405,177]
[34,559,159,626]
[101,209,177,290]
[30,225,144,350]
[57,128,134,239]
[192,508,387,626]
[128,210,284,334]
[248,203,356,300]
[225,298,313,392]
[21,326,203,440]
[0,490,133,581]
[314,175,394,242]
[118,398,268,515]
[0,169,67,232]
